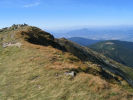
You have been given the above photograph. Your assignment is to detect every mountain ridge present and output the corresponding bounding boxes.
[89,40,133,68]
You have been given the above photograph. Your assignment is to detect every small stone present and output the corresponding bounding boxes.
[65,71,76,77]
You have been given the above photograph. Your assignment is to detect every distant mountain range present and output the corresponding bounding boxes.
[68,37,101,46]
[52,27,133,42]
[89,40,133,68]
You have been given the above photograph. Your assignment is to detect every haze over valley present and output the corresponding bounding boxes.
[51,26,133,42]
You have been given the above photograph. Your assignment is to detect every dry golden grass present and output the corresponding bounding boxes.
[0,40,133,100]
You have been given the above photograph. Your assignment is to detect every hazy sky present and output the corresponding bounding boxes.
[0,0,133,29]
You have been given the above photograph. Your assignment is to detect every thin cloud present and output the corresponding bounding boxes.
[23,2,40,8]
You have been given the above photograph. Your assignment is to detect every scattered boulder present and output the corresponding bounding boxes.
[65,71,76,77]
[2,42,22,48]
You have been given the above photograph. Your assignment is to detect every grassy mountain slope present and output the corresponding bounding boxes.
[56,38,133,86]
[67,37,101,46]
[89,40,133,68]
[0,25,133,100]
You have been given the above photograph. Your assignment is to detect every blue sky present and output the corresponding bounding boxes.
[0,0,133,29]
